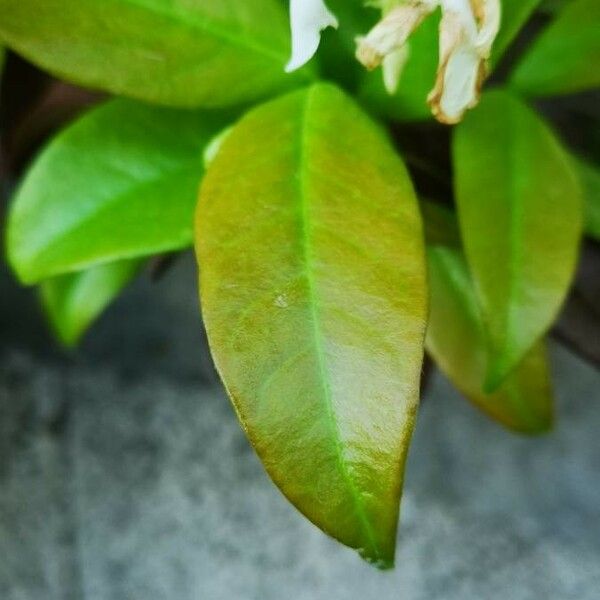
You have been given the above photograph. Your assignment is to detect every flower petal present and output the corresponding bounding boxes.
[473,0,501,56]
[428,0,501,124]
[286,0,338,73]
[383,45,411,94]
[356,1,438,70]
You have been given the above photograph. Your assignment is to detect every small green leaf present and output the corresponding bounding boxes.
[573,155,600,241]
[453,90,582,391]
[0,0,303,107]
[40,259,142,347]
[196,84,427,567]
[8,99,231,284]
[427,245,554,434]
[491,0,544,66]
[511,0,600,96]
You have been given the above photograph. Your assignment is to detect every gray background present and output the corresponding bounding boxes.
[1,254,599,600]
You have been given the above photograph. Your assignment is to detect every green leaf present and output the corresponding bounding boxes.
[0,46,5,98]
[511,0,600,96]
[420,200,461,248]
[196,84,427,568]
[7,99,231,284]
[453,90,582,391]
[0,0,303,108]
[427,245,554,434]
[492,0,544,66]
[573,155,600,241]
[539,0,571,15]
[40,259,142,347]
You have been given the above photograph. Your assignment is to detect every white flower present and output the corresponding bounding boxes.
[383,46,411,95]
[356,0,438,70]
[286,0,339,73]
[356,0,501,123]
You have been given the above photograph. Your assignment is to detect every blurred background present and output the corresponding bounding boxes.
[1,53,600,600]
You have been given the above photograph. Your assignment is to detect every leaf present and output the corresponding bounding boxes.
[7,99,232,284]
[420,200,461,248]
[453,90,582,391]
[491,0,544,66]
[573,155,600,241]
[40,259,142,347]
[0,0,305,108]
[196,84,427,568]
[0,46,5,100]
[427,245,554,434]
[511,0,600,96]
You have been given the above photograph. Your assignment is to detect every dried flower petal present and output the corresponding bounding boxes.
[428,0,501,123]
[355,0,501,124]
[356,1,438,70]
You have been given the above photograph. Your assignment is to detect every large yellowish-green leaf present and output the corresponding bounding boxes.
[8,99,231,284]
[40,260,142,347]
[427,245,554,434]
[0,0,304,108]
[454,90,582,391]
[511,0,600,96]
[196,84,427,568]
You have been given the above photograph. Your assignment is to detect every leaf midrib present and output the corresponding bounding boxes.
[505,100,523,367]
[297,88,382,559]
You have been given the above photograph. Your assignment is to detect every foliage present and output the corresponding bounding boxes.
[1,0,598,569]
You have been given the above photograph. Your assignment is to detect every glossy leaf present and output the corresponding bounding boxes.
[511,0,600,96]
[453,90,582,391]
[40,260,142,347]
[574,156,600,241]
[8,99,232,284]
[196,84,427,567]
[427,245,554,434]
[0,0,304,108]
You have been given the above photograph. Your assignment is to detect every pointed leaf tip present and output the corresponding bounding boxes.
[196,83,427,566]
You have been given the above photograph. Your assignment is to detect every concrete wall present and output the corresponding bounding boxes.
[1,255,599,600]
